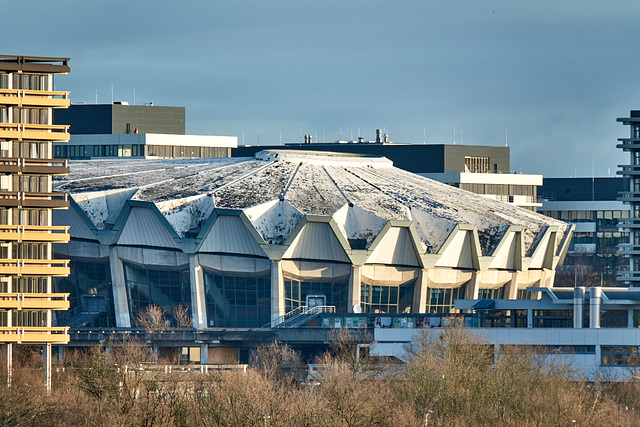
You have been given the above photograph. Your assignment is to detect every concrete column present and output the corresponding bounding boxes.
[504,272,519,300]
[629,308,635,328]
[43,343,51,392]
[348,265,362,313]
[589,287,601,329]
[573,287,585,329]
[189,254,207,328]
[465,272,480,300]
[200,344,209,365]
[271,260,285,322]
[6,343,11,387]
[412,269,429,313]
[109,246,131,327]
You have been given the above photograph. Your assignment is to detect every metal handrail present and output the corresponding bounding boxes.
[262,305,336,328]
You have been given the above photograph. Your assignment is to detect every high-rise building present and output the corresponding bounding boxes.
[0,55,71,388]
[616,111,640,285]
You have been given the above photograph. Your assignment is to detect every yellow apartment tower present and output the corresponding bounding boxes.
[0,56,71,389]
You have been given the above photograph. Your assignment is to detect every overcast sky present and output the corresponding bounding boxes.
[8,0,640,177]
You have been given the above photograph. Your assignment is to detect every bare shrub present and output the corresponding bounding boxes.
[173,304,193,328]
[253,341,305,381]
[135,304,171,331]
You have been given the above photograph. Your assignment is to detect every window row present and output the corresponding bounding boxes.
[55,144,230,159]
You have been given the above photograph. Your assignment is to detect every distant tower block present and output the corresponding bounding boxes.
[617,111,640,285]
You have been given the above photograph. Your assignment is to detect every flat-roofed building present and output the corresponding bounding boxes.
[52,103,237,159]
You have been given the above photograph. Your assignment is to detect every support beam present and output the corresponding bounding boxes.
[6,343,11,387]
[271,260,285,322]
[465,272,480,300]
[348,265,362,313]
[109,246,131,327]
[413,269,429,313]
[189,254,207,328]
[504,272,519,300]
[573,287,585,329]
[589,287,601,329]
[200,344,209,365]
[43,343,51,392]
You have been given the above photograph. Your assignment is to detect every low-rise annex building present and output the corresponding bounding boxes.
[52,150,573,329]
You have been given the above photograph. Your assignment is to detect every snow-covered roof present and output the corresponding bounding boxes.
[54,150,569,256]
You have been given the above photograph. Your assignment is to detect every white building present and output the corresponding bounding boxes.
[52,150,572,330]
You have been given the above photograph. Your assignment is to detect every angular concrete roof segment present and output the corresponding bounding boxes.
[54,150,569,256]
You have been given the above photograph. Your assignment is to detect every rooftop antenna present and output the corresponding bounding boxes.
[279,130,282,145]
[95,89,98,105]
[339,127,342,141]
[133,88,136,106]
[453,126,456,145]
[505,128,508,147]
[350,129,353,141]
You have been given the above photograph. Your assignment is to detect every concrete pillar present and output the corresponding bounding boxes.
[43,343,51,392]
[109,246,131,327]
[573,287,585,329]
[465,272,480,300]
[504,272,519,300]
[271,260,285,322]
[348,265,362,313]
[6,343,11,387]
[189,254,207,328]
[412,269,429,313]
[200,344,209,365]
[589,287,601,329]
[629,308,635,328]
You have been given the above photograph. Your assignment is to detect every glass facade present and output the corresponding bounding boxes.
[426,285,467,313]
[540,208,629,277]
[478,286,505,300]
[54,259,114,327]
[203,270,270,328]
[123,262,190,325]
[601,346,640,366]
[284,278,348,313]
[360,281,414,314]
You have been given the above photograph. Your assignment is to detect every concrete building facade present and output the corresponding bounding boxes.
[52,150,572,332]
[0,55,72,388]
[617,111,640,285]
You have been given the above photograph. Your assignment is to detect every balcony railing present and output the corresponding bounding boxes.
[0,259,69,276]
[0,89,70,108]
[0,326,69,344]
[0,123,70,141]
[0,292,69,310]
[0,225,70,243]
[0,191,69,208]
[0,157,69,175]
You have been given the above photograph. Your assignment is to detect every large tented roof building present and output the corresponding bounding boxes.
[53,150,572,328]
